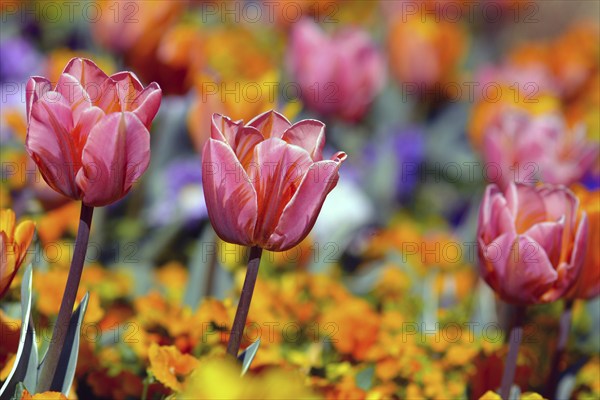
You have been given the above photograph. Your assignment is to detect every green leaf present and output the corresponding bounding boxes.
[238,339,261,376]
[0,265,38,400]
[37,292,89,395]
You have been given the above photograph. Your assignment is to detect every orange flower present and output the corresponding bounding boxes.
[320,298,379,360]
[20,390,67,400]
[1,209,35,298]
[148,343,199,392]
[387,14,466,92]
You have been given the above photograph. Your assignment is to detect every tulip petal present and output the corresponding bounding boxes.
[524,221,564,266]
[0,209,16,237]
[266,152,346,251]
[211,113,243,144]
[0,231,17,298]
[62,57,110,91]
[76,112,150,207]
[248,138,313,245]
[110,72,162,126]
[202,138,257,246]
[504,235,557,304]
[281,119,326,161]
[512,184,547,233]
[14,220,35,266]
[26,76,52,124]
[247,110,291,139]
[538,186,578,225]
[131,82,162,128]
[26,93,80,199]
[211,114,263,167]
[56,73,93,125]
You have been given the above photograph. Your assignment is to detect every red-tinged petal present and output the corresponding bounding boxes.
[524,221,564,266]
[211,113,243,144]
[568,213,588,276]
[202,138,257,246]
[503,235,557,304]
[281,119,326,161]
[131,82,161,128]
[478,231,516,287]
[75,112,150,207]
[26,76,52,123]
[248,138,313,245]
[247,110,291,139]
[26,93,80,199]
[55,73,93,125]
[210,114,263,168]
[72,106,105,154]
[62,57,110,92]
[513,183,547,233]
[266,152,347,251]
[538,185,578,226]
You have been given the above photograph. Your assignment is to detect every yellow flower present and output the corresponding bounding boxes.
[177,357,320,399]
[148,343,199,392]
[1,209,35,298]
[479,390,502,400]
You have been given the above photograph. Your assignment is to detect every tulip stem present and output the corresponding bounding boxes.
[545,299,574,398]
[499,306,526,400]
[37,203,94,392]
[226,246,263,357]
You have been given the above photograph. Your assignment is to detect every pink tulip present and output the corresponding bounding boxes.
[477,182,589,305]
[202,110,346,251]
[287,19,385,122]
[25,58,162,207]
[482,109,599,189]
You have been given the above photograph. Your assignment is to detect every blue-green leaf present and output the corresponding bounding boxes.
[238,339,260,376]
[37,292,89,395]
[0,265,38,400]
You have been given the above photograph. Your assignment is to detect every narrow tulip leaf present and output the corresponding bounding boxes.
[37,292,89,395]
[0,265,38,400]
[184,226,223,309]
[238,339,260,376]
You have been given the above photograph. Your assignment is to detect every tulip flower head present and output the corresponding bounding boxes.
[25,57,162,207]
[482,109,599,189]
[1,209,35,298]
[202,110,346,252]
[477,183,588,305]
[288,19,385,122]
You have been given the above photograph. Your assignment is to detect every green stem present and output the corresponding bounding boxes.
[37,203,93,392]
[499,306,526,400]
[226,246,263,357]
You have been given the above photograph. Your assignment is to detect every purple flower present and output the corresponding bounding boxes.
[149,158,207,226]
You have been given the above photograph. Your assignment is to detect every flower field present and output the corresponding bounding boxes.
[0,1,599,399]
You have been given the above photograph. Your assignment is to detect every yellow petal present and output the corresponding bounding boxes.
[0,209,16,237]
[14,220,35,266]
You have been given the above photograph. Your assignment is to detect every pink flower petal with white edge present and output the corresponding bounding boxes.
[109,72,161,127]
[503,235,558,304]
[202,138,258,246]
[56,73,93,125]
[524,221,564,266]
[247,138,314,245]
[26,93,80,199]
[76,112,150,207]
[265,151,347,251]
[281,119,326,161]
[247,110,291,139]
[26,76,52,124]
[62,57,110,93]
